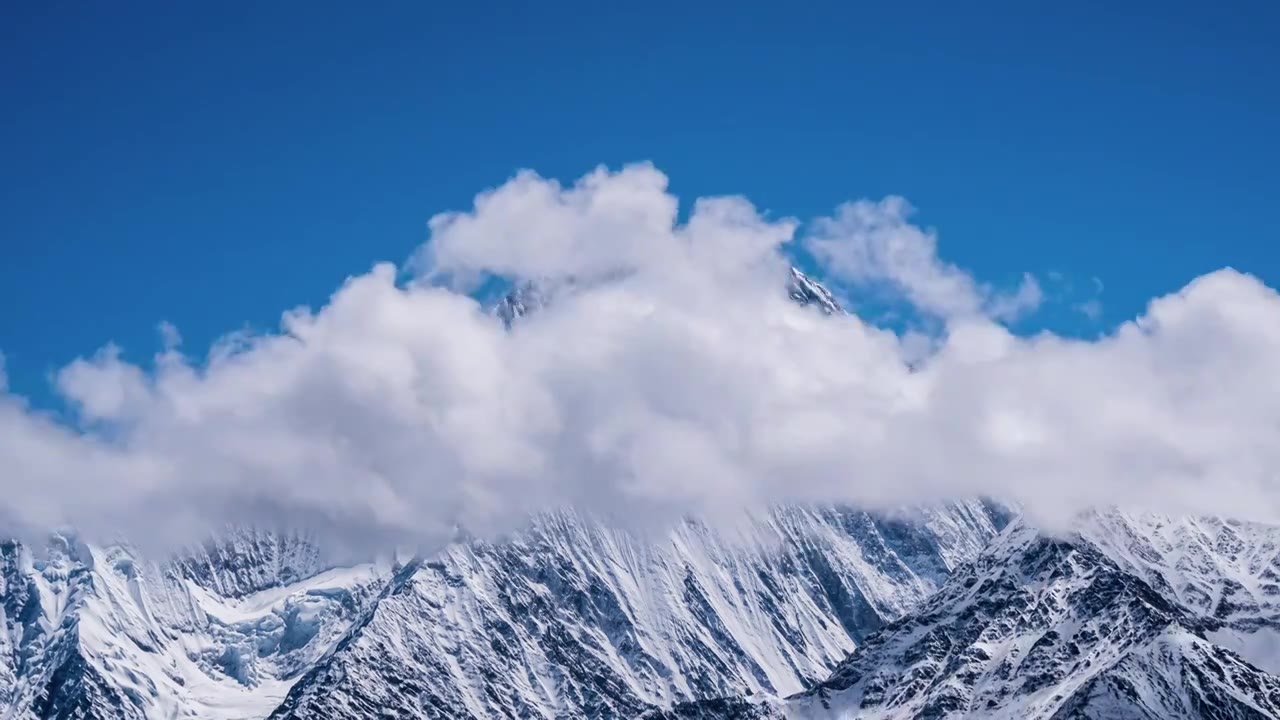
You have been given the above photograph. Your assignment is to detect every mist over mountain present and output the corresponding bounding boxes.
[5,268,1280,719]
[7,166,1280,560]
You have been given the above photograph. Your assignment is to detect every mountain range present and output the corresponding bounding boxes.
[3,269,1278,719]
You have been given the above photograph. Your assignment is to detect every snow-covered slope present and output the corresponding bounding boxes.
[781,519,1280,719]
[0,503,1004,719]
[0,532,390,719]
[268,503,1006,719]
[1048,628,1280,720]
[6,511,1279,719]
[1077,511,1280,675]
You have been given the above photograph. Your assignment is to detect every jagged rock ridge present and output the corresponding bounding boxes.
[675,516,1280,719]
[268,503,1005,719]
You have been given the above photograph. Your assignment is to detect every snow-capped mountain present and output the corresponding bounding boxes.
[1077,511,1280,675]
[2,265,868,720]
[661,515,1280,720]
[6,268,1280,719]
[788,518,1280,718]
[0,531,390,719]
[267,503,1005,719]
[786,268,841,315]
[0,503,1004,719]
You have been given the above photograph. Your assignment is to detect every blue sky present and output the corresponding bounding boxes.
[3,1,1277,404]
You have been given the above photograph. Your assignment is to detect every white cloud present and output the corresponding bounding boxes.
[56,344,152,423]
[2,164,1279,552]
[417,164,686,285]
[806,196,1042,322]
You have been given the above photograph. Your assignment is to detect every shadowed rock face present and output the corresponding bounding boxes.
[168,529,327,600]
[638,697,783,720]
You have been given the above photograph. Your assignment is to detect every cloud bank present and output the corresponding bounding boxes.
[4,163,1280,551]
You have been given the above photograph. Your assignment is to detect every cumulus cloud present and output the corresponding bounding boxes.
[3,163,1279,552]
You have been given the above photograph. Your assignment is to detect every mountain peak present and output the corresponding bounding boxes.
[787,267,842,315]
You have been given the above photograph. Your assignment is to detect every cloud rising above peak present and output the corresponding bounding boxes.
[4,163,1280,552]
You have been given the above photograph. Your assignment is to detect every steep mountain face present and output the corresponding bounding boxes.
[1048,630,1280,720]
[0,531,390,719]
[5,513,1279,720]
[1078,511,1280,675]
[0,504,1004,720]
[781,520,1280,719]
[169,529,330,600]
[268,503,1006,719]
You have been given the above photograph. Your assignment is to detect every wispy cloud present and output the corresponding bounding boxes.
[805,196,1042,322]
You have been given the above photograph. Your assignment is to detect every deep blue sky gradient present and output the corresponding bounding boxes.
[3,1,1277,403]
